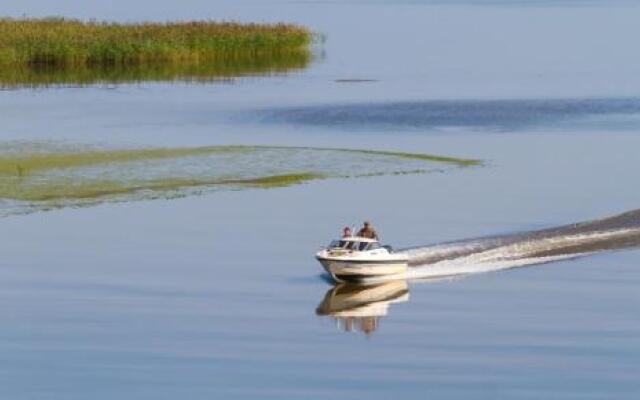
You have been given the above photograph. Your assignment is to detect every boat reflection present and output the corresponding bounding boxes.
[316,280,409,336]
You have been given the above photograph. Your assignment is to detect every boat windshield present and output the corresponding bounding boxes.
[329,240,380,251]
[358,242,381,251]
[329,240,357,249]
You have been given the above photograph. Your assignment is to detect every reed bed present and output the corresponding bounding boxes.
[0,17,313,86]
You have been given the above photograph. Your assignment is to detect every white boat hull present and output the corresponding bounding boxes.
[317,256,408,282]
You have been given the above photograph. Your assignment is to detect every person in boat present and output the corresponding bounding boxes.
[342,226,353,238]
[357,221,379,240]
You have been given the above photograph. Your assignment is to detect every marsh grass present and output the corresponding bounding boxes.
[0,18,312,87]
[0,144,481,215]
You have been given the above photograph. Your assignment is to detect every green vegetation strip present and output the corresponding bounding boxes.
[0,18,311,67]
[0,145,481,206]
[0,145,480,178]
[0,18,313,86]
[0,146,253,176]
[307,147,481,167]
[2,174,326,202]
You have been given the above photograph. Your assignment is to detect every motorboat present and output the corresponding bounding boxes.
[315,236,409,282]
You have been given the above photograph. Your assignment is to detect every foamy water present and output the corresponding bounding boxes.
[365,209,640,282]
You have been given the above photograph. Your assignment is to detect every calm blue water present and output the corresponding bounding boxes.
[1,1,640,398]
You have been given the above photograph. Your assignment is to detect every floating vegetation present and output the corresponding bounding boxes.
[0,143,481,217]
[0,18,312,87]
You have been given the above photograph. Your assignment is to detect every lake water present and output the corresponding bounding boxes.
[1,0,639,398]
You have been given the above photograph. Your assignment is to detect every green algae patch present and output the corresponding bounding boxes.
[0,18,313,87]
[2,174,324,202]
[0,146,253,177]
[231,173,325,188]
[0,145,479,178]
[277,147,481,167]
[0,143,482,217]
[351,150,481,166]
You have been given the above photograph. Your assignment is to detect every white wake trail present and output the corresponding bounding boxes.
[364,216,640,283]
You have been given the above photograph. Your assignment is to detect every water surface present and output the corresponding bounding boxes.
[1,0,639,399]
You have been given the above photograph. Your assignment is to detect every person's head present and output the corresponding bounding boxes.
[364,221,371,228]
[343,226,352,235]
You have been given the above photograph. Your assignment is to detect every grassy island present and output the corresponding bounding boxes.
[0,17,313,86]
